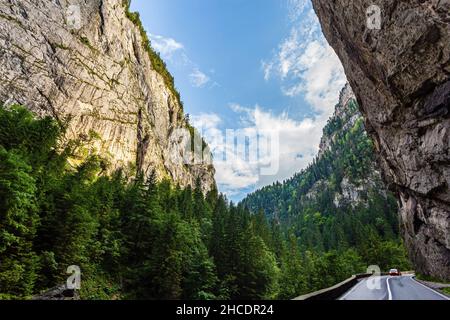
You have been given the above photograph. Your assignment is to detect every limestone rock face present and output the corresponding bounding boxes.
[311,0,450,279]
[318,84,360,158]
[0,0,215,193]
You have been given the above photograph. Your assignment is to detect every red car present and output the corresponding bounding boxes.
[389,269,401,276]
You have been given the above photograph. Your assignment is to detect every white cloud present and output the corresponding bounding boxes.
[192,113,260,195]
[149,34,184,58]
[189,69,210,88]
[262,3,346,116]
[234,105,325,189]
[261,61,274,81]
[288,0,309,21]
[192,104,326,198]
[149,34,215,89]
[191,113,221,131]
[281,40,346,114]
[205,1,347,199]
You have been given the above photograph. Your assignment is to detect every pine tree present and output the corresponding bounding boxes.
[252,209,272,247]
[179,185,193,220]
[0,147,39,298]
[193,177,208,220]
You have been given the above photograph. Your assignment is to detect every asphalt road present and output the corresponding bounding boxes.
[339,275,450,300]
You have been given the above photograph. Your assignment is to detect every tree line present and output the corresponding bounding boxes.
[0,105,410,300]
[241,98,412,298]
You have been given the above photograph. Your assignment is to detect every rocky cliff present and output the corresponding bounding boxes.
[318,84,387,209]
[311,0,450,280]
[0,0,215,192]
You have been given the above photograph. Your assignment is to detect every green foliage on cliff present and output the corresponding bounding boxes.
[121,0,183,115]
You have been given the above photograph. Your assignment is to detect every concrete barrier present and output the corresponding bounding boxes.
[293,273,374,300]
[401,270,415,275]
[32,284,79,300]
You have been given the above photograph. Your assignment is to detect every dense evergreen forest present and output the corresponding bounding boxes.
[242,92,413,294]
[0,104,410,300]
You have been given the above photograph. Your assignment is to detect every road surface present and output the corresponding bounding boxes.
[339,275,450,300]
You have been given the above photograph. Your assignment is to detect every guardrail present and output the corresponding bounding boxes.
[32,284,79,300]
[293,273,374,300]
[293,271,416,300]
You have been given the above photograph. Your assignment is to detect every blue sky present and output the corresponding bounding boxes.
[131,0,347,201]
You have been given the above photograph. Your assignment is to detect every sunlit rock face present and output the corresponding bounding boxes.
[311,0,450,280]
[0,0,215,193]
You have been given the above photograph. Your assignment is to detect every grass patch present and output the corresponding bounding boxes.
[80,36,96,52]
[441,287,450,295]
[80,36,90,46]
[416,273,450,284]
[54,43,69,50]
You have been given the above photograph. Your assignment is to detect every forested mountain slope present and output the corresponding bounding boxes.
[243,84,410,263]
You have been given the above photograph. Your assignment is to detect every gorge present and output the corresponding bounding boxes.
[0,0,448,300]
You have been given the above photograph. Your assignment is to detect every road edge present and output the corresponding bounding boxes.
[411,276,450,300]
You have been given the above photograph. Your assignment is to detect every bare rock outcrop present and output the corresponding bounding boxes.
[0,0,215,193]
[311,0,450,280]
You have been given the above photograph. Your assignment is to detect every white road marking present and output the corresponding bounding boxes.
[387,276,393,300]
[340,275,449,300]
[339,278,367,300]
[409,275,450,300]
